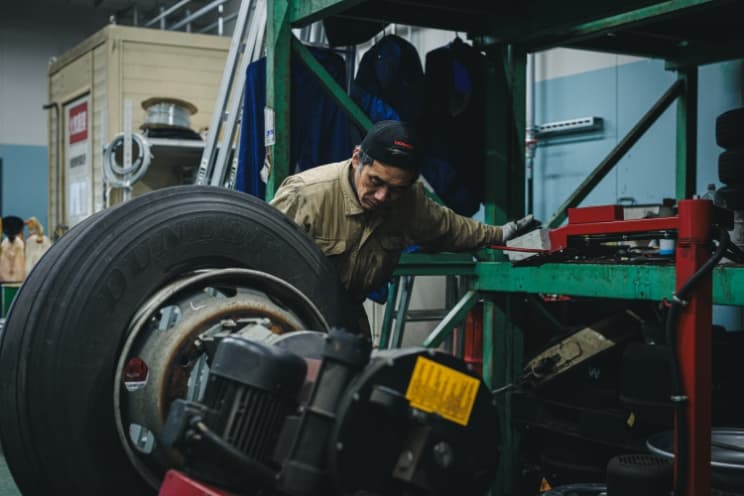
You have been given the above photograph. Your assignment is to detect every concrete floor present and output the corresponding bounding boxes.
[0,451,21,496]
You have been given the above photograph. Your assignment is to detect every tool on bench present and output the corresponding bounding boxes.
[497,202,735,265]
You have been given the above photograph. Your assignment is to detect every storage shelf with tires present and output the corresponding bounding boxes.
[268,2,744,496]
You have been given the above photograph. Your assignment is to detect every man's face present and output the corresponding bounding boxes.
[352,150,416,211]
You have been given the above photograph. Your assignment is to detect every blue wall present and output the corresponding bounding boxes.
[0,144,48,233]
[534,58,744,220]
[533,57,744,329]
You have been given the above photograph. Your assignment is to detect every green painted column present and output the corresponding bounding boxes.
[265,0,291,201]
[482,44,526,235]
[482,42,527,496]
[483,44,509,232]
[506,46,527,219]
[491,295,524,496]
[676,66,698,199]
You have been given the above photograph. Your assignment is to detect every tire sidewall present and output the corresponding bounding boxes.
[0,186,349,494]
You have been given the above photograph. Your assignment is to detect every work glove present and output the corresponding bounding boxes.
[500,214,541,242]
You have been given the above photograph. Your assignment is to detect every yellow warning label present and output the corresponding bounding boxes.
[405,356,480,426]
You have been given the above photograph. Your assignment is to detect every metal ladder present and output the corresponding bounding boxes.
[195,0,266,188]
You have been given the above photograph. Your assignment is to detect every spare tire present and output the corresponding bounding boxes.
[716,108,744,149]
[719,149,744,185]
[0,186,352,495]
[716,184,744,211]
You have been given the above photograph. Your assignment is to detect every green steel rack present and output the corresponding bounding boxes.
[264,1,744,493]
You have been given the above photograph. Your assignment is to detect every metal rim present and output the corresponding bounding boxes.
[647,428,744,470]
[113,268,328,488]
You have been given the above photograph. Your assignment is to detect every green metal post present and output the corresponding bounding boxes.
[676,67,698,199]
[378,277,400,350]
[482,299,496,388]
[490,295,523,496]
[481,42,526,496]
[483,44,509,233]
[391,275,415,348]
[483,44,526,228]
[506,46,527,218]
[422,290,479,348]
[265,0,291,201]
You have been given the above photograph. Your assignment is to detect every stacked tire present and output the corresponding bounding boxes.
[715,108,744,252]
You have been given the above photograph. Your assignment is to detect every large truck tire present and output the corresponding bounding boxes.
[0,185,351,494]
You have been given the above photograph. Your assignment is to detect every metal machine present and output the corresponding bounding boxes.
[505,199,743,495]
[156,327,501,496]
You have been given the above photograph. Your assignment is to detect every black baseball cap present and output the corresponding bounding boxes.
[360,120,420,173]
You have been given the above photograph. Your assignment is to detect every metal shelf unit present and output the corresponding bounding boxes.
[265,2,744,494]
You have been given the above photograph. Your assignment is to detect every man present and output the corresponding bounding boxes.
[270,120,536,334]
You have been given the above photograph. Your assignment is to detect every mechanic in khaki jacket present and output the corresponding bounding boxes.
[271,120,535,335]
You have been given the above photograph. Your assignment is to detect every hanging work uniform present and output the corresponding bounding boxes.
[421,38,487,216]
[350,34,425,128]
[236,46,352,198]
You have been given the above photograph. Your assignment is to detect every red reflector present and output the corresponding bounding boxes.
[124,356,149,382]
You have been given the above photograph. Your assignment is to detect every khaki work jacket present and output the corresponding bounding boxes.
[270,160,503,303]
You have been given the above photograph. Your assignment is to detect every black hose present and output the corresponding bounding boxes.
[724,241,744,263]
[665,227,730,496]
[191,418,277,485]
[676,228,730,297]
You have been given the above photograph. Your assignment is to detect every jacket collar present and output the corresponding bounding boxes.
[340,160,365,216]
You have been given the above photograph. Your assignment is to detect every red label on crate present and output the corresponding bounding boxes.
[68,102,88,144]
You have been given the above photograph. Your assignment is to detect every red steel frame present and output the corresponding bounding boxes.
[549,213,678,253]
[675,199,713,496]
[549,201,713,495]
[159,470,235,496]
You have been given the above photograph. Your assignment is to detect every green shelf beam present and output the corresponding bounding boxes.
[393,253,476,276]
[713,266,744,306]
[476,262,674,300]
[520,0,720,49]
[666,41,744,70]
[474,262,744,305]
[565,0,717,38]
[288,0,366,26]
